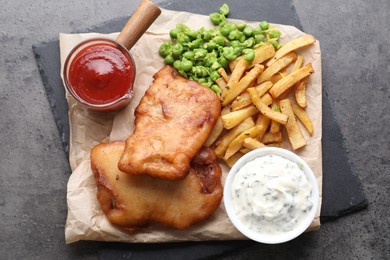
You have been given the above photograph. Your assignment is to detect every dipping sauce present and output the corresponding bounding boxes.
[231,154,313,235]
[64,38,136,111]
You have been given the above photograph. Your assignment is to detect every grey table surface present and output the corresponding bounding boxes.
[1,0,389,259]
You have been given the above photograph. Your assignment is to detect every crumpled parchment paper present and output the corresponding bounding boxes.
[60,8,322,244]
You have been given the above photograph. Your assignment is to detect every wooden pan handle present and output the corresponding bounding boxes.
[116,0,161,50]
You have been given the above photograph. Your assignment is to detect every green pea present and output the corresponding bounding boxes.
[210,13,223,25]
[202,30,212,41]
[219,3,230,16]
[228,29,243,40]
[229,40,240,48]
[218,56,229,68]
[198,78,207,84]
[188,38,202,49]
[194,48,208,59]
[238,34,246,43]
[211,61,222,71]
[204,42,217,51]
[213,36,225,46]
[254,34,266,43]
[268,30,281,39]
[223,47,238,61]
[242,49,255,62]
[243,37,255,48]
[220,23,235,37]
[269,39,282,49]
[252,27,263,35]
[260,20,269,30]
[243,26,253,37]
[177,33,191,44]
[233,46,243,56]
[202,80,213,87]
[159,42,172,57]
[183,51,194,60]
[210,70,221,81]
[181,60,193,72]
[186,29,199,39]
[164,55,175,64]
[211,84,222,94]
[192,66,209,77]
[173,60,182,70]
[237,23,246,31]
[172,43,184,56]
[169,28,178,39]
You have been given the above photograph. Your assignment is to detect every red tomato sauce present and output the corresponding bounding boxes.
[68,43,134,105]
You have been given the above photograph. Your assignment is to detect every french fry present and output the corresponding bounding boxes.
[261,131,282,144]
[267,143,283,148]
[204,116,223,147]
[225,152,244,168]
[225,59,247,91]
[294,78,308,108]
[222,64,264,106]
[215,117,255,158]
[257,52,297,84]
[224,125,263,160]
[204,107,230,147]
[239,148,251,154]
[256,81,273,97]
[229,42,275,71]
[269,64,314,99]
[254,114,271,140]
[266,34,316,67]
[260,93,273,106]
[279,99,306,150]
[269,102,281,133]
[231,92,252,111]
[215,77,228,96]
[243,137,266,150]
[291,103,314,136]
[291,55,304,72]
[221,105,258,129]
[248,87,288,124]
[230,81,273,111]
[218,67,229,82]
[269,70,289,84]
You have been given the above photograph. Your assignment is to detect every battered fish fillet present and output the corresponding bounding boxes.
[91,142,223,230]
[118,65,221,180]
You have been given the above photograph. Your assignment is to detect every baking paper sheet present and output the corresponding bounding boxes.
[60,8,322,243]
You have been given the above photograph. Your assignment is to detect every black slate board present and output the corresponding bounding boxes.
[33,0,367,258]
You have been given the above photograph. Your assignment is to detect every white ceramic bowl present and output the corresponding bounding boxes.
[224,147,319,244]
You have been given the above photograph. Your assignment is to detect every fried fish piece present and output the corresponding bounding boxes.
[118,65,221,180]
[91,142,223,230]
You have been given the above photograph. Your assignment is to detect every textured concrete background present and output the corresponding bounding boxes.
[0,0,388,259]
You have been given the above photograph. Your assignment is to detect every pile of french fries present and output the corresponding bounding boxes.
[204,34,317,167]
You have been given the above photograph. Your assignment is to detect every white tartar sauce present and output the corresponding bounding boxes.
[231,154,313,234]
